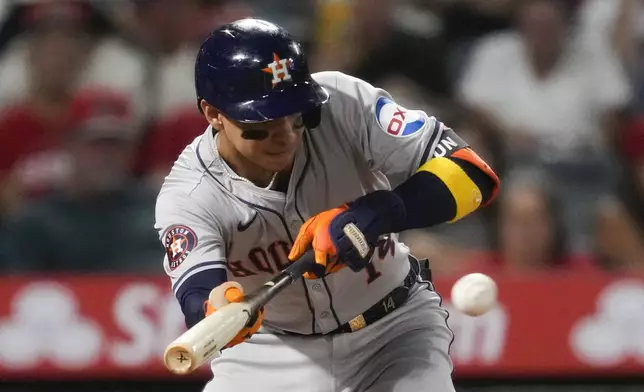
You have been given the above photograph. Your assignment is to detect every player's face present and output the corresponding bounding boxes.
[221,114,305,172]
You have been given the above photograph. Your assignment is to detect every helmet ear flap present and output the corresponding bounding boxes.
[303,107,322,129]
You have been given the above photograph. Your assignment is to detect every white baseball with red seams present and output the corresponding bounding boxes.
[451,273,498,317]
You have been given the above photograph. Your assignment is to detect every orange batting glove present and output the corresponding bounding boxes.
[205,282,263,348]
[288,206,348,279]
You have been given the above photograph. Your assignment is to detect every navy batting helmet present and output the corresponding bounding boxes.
[195,18,329,124]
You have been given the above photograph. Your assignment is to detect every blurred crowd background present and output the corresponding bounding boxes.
[1,0,643,278]
[0,0,643,391]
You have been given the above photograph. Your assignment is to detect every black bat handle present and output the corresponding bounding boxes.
[279,249,317,280]
[246,249,316,314]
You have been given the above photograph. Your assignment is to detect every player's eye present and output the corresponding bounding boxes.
[293,115,304,129]
[240,129,269,140]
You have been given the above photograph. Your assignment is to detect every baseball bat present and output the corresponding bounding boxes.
[163,250,316,375]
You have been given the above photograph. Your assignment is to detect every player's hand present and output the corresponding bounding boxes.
[205,282,263,348]
[288,206,349,279]
[288,190,406,278]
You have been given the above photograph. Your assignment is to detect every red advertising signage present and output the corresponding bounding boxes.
[0,273,643,380]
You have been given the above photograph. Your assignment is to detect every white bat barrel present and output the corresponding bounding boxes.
[163,301,252,375]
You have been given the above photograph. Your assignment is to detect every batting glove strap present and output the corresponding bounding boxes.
[329,190,406,271]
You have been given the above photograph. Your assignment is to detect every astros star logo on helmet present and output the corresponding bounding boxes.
[262,53,293,87]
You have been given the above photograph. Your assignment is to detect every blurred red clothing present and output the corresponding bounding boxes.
[0,88,132,198]
[620,115,644,161]
[136,108,208,176]
[0,103,72,197]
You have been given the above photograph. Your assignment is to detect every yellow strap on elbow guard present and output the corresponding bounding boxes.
[417,157,483,222]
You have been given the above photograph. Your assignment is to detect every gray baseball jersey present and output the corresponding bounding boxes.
[156,71,455,391]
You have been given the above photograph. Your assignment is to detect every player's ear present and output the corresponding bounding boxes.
[201,101,224,130]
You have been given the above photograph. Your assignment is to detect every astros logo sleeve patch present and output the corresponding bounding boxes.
[164,225,198,271]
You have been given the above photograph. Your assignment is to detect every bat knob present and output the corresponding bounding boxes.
[164,346,195,375]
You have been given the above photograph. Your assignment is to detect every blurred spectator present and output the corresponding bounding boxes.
[0,0,105,109]
[0,0,257,196]
[578,0,644,113]
[577,0,641,67]
[0,89,132,219]
[440,0,514,40]
[457,0,631,163]
[616,0,644,113]
[135,108,208,188]
[594,117,644,272]
[436,0,514,82]
[459,169,597,276]
[0,14,95,218]
[82,0,204,122]
[0,92,161,273]
[635,23,644,114]
[0,0,251,122]
[311,0,453,113]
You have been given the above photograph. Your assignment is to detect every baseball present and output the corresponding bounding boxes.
[450,273,498,317]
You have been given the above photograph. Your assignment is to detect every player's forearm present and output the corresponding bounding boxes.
[181,290,210,328]
[176,268,227,328]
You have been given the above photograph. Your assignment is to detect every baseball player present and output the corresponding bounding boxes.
[155,18,500,392]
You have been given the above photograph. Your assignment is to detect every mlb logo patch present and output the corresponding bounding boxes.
[375,96,426,137]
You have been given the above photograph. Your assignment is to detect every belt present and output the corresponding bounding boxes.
[328,255,426,335]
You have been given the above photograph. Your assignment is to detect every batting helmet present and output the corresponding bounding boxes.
[195,18,329,124]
